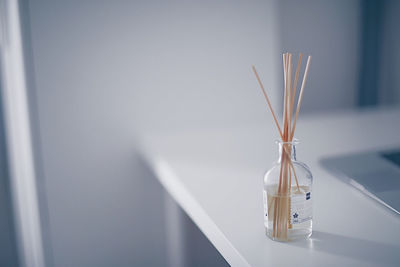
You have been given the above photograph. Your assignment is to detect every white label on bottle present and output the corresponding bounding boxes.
[290,192,312,224]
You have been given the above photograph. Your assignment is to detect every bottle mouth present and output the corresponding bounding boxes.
[275,139,300,146]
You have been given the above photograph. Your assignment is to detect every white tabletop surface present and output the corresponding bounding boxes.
[140,107,400,267]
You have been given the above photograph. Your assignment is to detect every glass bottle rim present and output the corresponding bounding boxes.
[275,138,300,146]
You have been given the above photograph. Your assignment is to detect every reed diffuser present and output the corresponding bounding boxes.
[253,53,313,241]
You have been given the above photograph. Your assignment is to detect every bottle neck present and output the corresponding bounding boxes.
[278,142,297,162]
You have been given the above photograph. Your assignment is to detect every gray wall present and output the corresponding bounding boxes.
[379,0,400,105]
[278,0,361,112]
[27,0,279,266]
[26,0,366,266]
[0,85,20,267]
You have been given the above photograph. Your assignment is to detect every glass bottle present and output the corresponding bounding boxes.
[263,140,313,241]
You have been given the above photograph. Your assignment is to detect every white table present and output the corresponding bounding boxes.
[140,107,400,266]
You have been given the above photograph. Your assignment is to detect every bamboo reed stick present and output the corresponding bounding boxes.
[290,53,303,137]
[252,64,300,192]
[252,66,283,139]
[291,56,311,140]
[253,53,311,240]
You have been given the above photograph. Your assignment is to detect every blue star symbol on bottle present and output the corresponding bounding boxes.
[293,213,298,219]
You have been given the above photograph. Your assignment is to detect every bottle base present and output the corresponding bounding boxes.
[265,227,312,242]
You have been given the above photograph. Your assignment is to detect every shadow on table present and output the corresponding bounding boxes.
[289,231,400,265]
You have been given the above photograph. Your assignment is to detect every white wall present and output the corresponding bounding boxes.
[27,1,279,266]
[26,0,365,265]
[277,0,361,112]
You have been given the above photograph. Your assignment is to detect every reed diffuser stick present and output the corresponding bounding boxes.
[291,56,311,140]
[253,52,311,240]
[290,53,303,130]
[252,66,283,139]
[252,64,301,190]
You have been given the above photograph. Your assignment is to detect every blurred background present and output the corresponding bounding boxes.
[0,0,399,266]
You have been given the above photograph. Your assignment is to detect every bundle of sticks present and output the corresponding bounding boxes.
[252,53,311,240]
